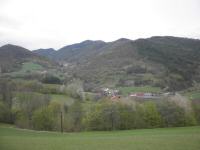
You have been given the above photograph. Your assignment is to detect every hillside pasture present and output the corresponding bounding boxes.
[118,86,161,96]
[184,91,200,100]
[8,62,44,77]
[50,94,74,106]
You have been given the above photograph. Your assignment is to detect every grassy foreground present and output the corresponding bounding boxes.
[0,126,200,150]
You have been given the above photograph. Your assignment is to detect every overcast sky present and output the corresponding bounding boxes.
[0,0,199,50]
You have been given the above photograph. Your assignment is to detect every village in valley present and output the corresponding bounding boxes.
[101,87,175,100]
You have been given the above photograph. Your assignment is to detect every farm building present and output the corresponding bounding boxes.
[102,88,119,96]
[129,92,160,99]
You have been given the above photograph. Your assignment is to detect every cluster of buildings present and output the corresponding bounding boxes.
[101,87,175,100]
[101,88,121,100]
[129,92,160,99]
[129,92,175,99]
[102,88,119,96]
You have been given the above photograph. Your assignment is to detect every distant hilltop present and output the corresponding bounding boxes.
[1,36,200,91]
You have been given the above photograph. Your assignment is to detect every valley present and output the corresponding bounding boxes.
[0,36,200,133]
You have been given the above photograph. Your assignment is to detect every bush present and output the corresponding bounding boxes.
[191,99,200,124]
[83,101,119,131]
[0,101,12,123]
[14,109,30,128]
[133,104,146,128]
[83,101,140,131]
[64,101,83,131]
[143,102,162,128]
[15,80,43,93]
[117,103,136,130]
[84,101,163,131]
[0,79,15,109]
[82,106,102,130]
[41,75,61,84]
[15,92,50,120]
[66,80,85,100]
[157,100,197,127]
[32,107,54,131]
[48,102,62,130]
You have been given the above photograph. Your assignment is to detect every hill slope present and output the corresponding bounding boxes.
[34,40,107,63]
[0,44,55,73]
[4,36,200,91]
[33,48,56,59]
[46,36,200,91]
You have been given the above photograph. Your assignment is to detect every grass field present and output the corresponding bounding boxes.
[118,86,161,96]
[0,125,200,150]
[184,91,200,100]
[50,94,74,106]
[9,62,44,76]
[21,62,43,72]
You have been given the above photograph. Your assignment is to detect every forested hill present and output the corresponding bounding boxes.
[33,48,56,59]
[35,36,200,91]
[1,36,200,91]
[0,44,55,72]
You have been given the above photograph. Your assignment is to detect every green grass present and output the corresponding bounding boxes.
[9,62,44,76]
[50,94,74,106]
[118,86,161,96]
[184,91,200,100]
[0,126,200,150]
[43,83,61,89]
[21,62,43,71]
[0,123,14,128]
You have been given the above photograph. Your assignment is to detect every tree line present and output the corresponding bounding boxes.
[0,79,200,132]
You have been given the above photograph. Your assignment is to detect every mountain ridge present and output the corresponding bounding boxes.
[0,44,56,73]
[1,36,200,91]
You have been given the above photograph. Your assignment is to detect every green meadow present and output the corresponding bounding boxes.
[50,94,74,106]
[184,91,200,100]
[117,86,161,95]
[0,125,200,150]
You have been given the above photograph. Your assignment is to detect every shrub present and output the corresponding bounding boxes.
[64,101,83,131]
[15,92,50,120]
[32,107,54,131]
[48,102,62,130]
[66,80,85,100]
[117,103,136,130]
[143,102,162,128]
[191,99,200,124]
[157,100,196,127]
[13,109,30,128]
[83,101,123,131]
[41,75,61,84]
[0,101,12,123]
